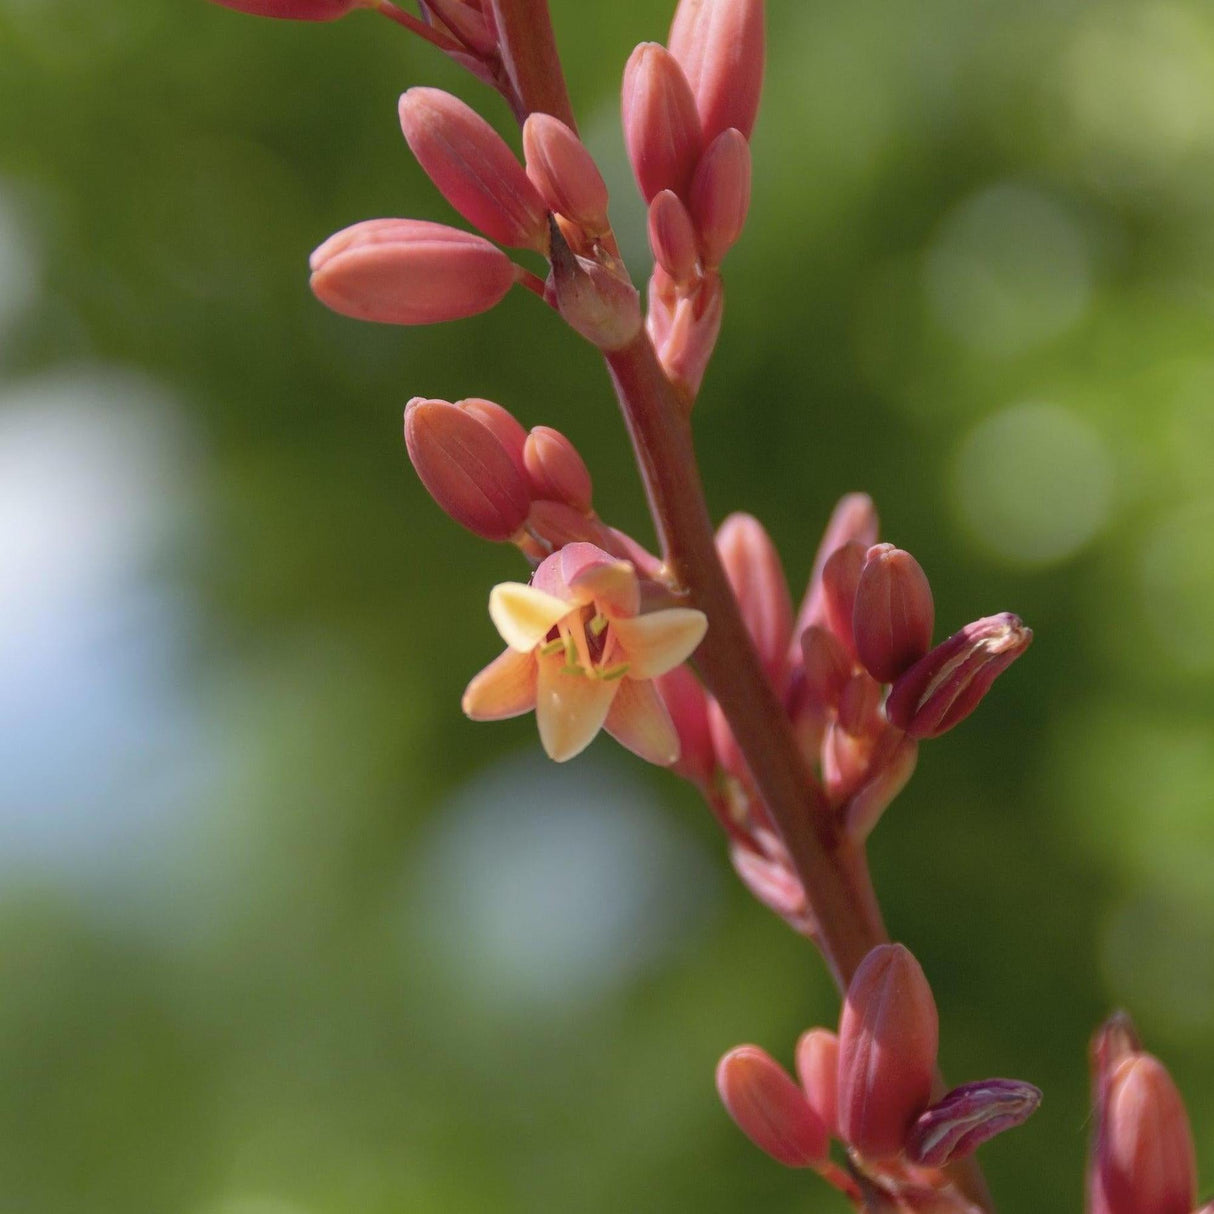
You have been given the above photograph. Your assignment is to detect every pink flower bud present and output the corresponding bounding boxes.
[853,544,935,684]
[655,665,716,790]
[689,128,751,267]
[795,1028,839,1138]
[404,397,530,540]
[717,1046,829,1167]
[844,732,918,842]
[522,114,610,234]
[668,0,765,142]
[647,267,724,399]
[792,493,880,645]
[837,943,938,1160]
[523,425,593,512]
[1099,1055,1197,1214]
[730,837,814,933]
[310,219,517,325]
[798,625,853,712]
[548,227,642,350]
[906,1078,1042,1168]
[398,88,548,251]
[837,671,883,739]
[423,0,497,55]
[648,190,700,284]
[622,43,703,203]
[885,613,1033,739]
[716,513,793,692]
[458,397,528,470]
[820,540,867,659]
[207,0,361,19]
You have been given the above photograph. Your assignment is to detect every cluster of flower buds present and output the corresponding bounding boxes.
[1088,1013,1208,1214]
[621,0,762,398]
[652,493,1031,936]
[717,944,1041,1209]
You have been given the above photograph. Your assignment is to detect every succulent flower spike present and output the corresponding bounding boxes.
[399,88,549,252]
[310,219,519,325]
[622,43,704,203]
[207,0,365,19]
[463,543,707,763]
[716,1045,829,1167]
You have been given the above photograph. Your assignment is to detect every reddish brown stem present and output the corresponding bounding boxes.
[488,0,578,131]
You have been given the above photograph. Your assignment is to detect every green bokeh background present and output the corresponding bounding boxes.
[2,1,1213,1210]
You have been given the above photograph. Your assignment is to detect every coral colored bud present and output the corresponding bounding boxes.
[1100,1055,1197,1214]
[907,1078,1042,1168]
[399,88,548,251]
[656,665,716,789]
[837,943,939,1160]
[523,426,593,512]
[716,513,794,691]
[310,219,517,325]
[844,733,918,842]
[404,397,530,541]
[717,1046,829,1167]
[885,613,1033,739]
[521,499,626,559]
[689,128,752,267]
[799,625,853,712]
[853,544,935,684]
[793,493,880,645]
[548,224,642,350]
[821,541,867,659]
[207,0,362,18]
[522,114,610,234]
[423,0,497,55]
[837,671,883,738]
[458,397,528,471]
[668,0,765,142]
[795,1029,840,1138]
[730,835,815,935]
[622,43,703,203]
[648,190,700,284]
[648,267,724,398]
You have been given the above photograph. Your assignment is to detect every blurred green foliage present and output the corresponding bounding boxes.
[1,0,1213,1211]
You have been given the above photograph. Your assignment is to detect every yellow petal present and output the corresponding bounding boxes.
[535,654,618,762]
[462,648,538,720]
[604,678,680,766]
[610,608,707,679]
[489,583,571,652]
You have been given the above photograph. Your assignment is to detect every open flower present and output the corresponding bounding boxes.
[462,543,707,764]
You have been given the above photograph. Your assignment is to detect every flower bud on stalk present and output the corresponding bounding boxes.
[459,396,528,468]
[422,0,497,55]
[730,837,814,933]
[853,543,935,684]
[795,1028,840,1138]
[689,128,752,267]
[207,0,363,18]
[820,540,867,660]
[522,114,611,234]
[655,665,716,790]
[906,1078,1042,1168]
[523,426,594,513]
[885,613,1033,738]
[837,944,938,1160]
[717,1046,830,1167]
[648,190,700,284]
[310,219,518,325]
[844,732,918,842]
[622,43,704,203]
[648,268,724,399]
[404,397,530,541]
[668,0,765,143]
[399,88,549,252]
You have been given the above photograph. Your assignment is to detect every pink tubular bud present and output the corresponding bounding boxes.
[622,43,703,203]
[716,1046,829,1167]
[793,493,880,645]
[648,190,700,284]
[655,665,716,789]
[403,397,530,541]
[795,1028,840,1139]
[716,513,794,691]
[458,397,528,471]
[422,0,497,55]
[799,625,853,713]
[1100,1055,1197,1214]
[837,943,939,1160]
[844,733,918,842]
[906,1078,1042,1168]
[837,671,883,739]
[821,540,867,660]
[310,219,516,325]
[647,267,724,399]
[853,544,935,684]
[689,128,752,267]
[523,425,593,512]
[885,613,1033,739]
[730,835,816,936]
[668,0,765,143]
[398,88,548,252]
[207,0,362,18]
[548,225,642,350]
[522,114,610,234]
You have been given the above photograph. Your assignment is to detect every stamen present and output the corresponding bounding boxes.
[538,638,566,657]
[598,662,630,681]
[588,613,608,637]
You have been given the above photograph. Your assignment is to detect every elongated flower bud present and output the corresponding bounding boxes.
[717,1046,829,1167]
[648,267,724,398]
[207,0,362,18]
[799,625,853,712]
[655,665,716,789]
[668,0,765,143]
[795,1028,839,1139]
[820,540,867,660]
[622,43,703,203]
[837,943,938,1160]
[522,114,610,234]
[792,493,880,646]
[717,513,793,691]
[423,0,497,55]
[648,190,699,284]
[523,426,593,513]
[399,88,548,251]
[844,733,918,842]
[1099,1055,1196,1214]
[459,396,528,469]
[404,397,530,540]
[853,544,935,684]
[689,128,751,267]
[310,219,517,325]
[885,613,1032,738]
[906,1078,1042,1168]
